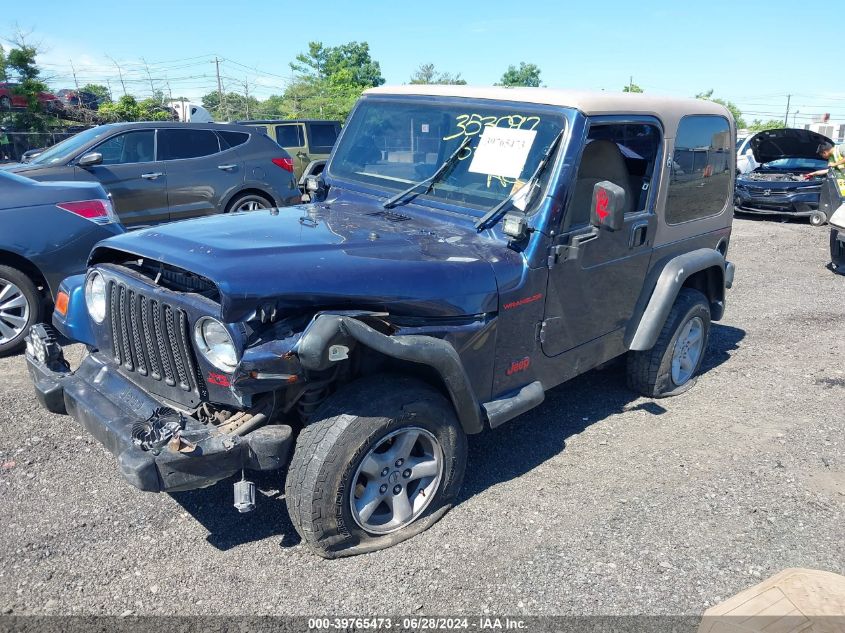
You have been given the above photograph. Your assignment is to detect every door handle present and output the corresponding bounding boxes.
[140,172,163,180]
[217,164,237,171]
[629,221,649,248]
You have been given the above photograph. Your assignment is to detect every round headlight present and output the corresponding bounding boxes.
[194,317,238,372]
[85,272,106,323]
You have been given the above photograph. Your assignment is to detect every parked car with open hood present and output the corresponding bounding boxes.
[0,171,123,355]
[734,128,832,226]
[5,122,301,226]
[25,86,735,558]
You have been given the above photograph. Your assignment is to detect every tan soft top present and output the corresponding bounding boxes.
[364,85,732,130]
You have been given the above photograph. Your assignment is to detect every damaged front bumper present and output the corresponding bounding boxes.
[25,329,293,493]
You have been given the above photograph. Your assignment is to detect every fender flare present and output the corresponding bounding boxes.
[627,248,727,352]
[296,314,484,434]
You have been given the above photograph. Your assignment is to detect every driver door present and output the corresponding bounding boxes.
[74,129,170,226]
[541,119,662,357]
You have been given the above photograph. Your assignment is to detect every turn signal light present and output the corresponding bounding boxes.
[54,291,69,316]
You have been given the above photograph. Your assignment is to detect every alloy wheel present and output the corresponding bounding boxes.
[350,427,444,535]
[0,279,30,346]
[671,316,704,385]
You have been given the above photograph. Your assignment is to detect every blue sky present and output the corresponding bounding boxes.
[5,0,836,125]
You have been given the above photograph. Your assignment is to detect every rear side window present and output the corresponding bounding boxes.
[666,115,732,225]
[275,124,303,148]
[158,128,220,161]
[308,123,339,154]
[218,130,249,149]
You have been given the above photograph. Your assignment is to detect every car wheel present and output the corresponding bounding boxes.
[810,210,827,227]
[0,265,41,356]
[627,288,711,398]
[286,375,467,558]
[0,96,11,110]
[226,193,274,213]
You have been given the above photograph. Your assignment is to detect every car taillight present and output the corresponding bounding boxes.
[272,157,294,173]
[56,199,116,224]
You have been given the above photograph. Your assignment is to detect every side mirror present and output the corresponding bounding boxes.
[77,152,103,168]
[590,181,626,231]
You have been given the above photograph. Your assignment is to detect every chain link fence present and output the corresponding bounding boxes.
[0,129,89,163]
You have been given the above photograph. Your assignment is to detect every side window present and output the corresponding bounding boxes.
[218,130,249,149]
[275,124,303,148]
[158,129,220,161]
[667,115,732,225]
[307,123,339,154]
[566,122,662,227]
[93,130,156,165]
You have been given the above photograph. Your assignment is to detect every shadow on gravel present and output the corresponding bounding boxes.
[169,324,745,550]
[459,323,745,501]
[169,469,301,551]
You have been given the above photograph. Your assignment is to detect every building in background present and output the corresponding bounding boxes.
[803,114,845,143]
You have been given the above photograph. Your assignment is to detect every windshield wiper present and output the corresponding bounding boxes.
[383,136,472,209]
[475,130,564,231]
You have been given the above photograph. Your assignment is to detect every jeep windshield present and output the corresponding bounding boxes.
[330,98,567,213]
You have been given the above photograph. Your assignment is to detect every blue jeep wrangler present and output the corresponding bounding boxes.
[26,86,736,558]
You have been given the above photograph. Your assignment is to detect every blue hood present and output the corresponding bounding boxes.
[91,198,503,322]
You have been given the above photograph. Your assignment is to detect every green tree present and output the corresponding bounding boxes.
[409,63,466,85]
[748,119,784,132]
[291,41,384,88]
[498,62,542,87]
[283,41,384,120]
[201,90,261,121]
[623,83,644,93]
[695,90,746,129]
[80,83,111,104]
[3,38,52,131]
[0,45,7,82]
[98,95,174,122]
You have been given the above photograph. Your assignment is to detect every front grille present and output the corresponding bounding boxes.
[745,186,790,197]
[107,280,198,393]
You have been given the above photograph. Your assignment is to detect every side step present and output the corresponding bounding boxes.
[482,381,545,429]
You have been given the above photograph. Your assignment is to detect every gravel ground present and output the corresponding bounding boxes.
[0,217,842,617]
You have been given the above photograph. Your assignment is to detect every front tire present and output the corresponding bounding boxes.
[285,375,467,558]
[627,288,711,398]
[0,265,41,356]
[225,192,273,213]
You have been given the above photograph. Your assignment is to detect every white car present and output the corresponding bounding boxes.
[736,134,758,174]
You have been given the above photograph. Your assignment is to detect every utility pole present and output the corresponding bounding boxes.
[69,59,80,92]
[142,58,157,101]
[784,94,791,127]
[629,75,633,92]
[243,77,250,119]
[214,57,224,117]
[105,79,113,102]
[108,56,127,96]
[793,110,799,127]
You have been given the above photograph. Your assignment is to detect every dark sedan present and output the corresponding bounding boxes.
[4,122,301,227]
[735,128,832,226]
[0,171,123,354]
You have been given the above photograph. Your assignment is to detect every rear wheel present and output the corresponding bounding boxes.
[627,288,711,398]
[285,375,467,558]
[0,266,41,356]
[810,210,827,227]
[226,192,273,213]
[0,96,10,110]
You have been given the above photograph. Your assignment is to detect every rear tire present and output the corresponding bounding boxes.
[810,210,827,227]
[0,265,41,356]
[225,192,273,213]
[627,288,711,398]
[0,96,10,110]
[285,375,467,558]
